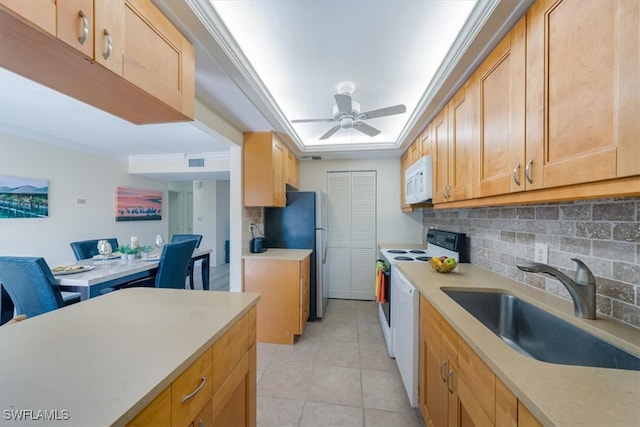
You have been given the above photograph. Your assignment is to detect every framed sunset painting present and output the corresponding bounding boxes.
[115,187,162,221]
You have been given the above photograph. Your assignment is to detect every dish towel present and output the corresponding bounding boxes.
[375,260,389,303]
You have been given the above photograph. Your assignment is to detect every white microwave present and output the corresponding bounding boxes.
[405,155,433,205]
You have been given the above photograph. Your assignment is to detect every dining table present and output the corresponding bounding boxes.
[55,248,211,300]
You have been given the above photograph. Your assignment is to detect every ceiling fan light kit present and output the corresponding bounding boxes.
[292,81,407,140]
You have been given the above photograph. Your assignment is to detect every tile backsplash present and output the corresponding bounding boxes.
[243,207,264,254]
[422,197,640,328]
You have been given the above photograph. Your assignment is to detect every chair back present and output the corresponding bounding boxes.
[0,257,64,318]
[171,234,203,248]
[70,238,119,260]
[155,240,198,289]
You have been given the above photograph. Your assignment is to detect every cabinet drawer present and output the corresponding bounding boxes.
[127,387,171,426]
[457,337,495,424]
[171,347,213,427]
[210,311,250,392]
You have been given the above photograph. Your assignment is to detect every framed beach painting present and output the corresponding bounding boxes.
[0,175,49,219]
[115,186,162,221]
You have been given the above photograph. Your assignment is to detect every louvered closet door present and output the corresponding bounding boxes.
[327,171,377,300]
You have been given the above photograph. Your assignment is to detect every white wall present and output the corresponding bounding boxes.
[299,157,423,245]
[192,180,217,261]
[0,135,169,265]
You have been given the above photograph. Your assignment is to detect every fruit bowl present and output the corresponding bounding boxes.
[429,257,458,273]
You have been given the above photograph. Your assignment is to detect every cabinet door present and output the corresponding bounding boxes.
[191,399,212,427]
[127,387,171,426]
[56,0,94,58]
[409,138,422,163]
[123,0,195,119]
[299,256,310,333]
[272,136,286,207]
[400,151,411,211]
[94,0,124,74]
[432,106,449,203]
[477,17,526,197]
[212,352,250,426]
[285,148,300,190]
[526,0,640,189]
[447,81,477,202]
[0,0,55,35]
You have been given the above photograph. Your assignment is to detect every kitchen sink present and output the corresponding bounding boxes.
[443,289,640,371]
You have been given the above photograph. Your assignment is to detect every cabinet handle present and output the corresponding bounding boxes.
[199,419,205,427]
[446,370,455,393]
[439,360,448,382]
[525,159,534,184]
[103,29,113,60]
[512,162,521,186]
[182,376,206,403]
[78,10,89,45]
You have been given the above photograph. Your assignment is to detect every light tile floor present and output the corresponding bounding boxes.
[256,299,424,427]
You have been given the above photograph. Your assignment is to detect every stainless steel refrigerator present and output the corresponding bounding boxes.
[264,191,328,320]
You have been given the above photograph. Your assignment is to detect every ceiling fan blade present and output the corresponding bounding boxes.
[354,122,381,137]
[319,125,341,140]
[335,94,352,114]
[360,104,406,120]
[291,118,336,123]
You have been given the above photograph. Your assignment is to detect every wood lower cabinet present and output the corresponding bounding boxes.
[127,307,256,427]
[243,131,287,207]
[0,0,194,124]
[419,295,542,427]
[243,255,310,344]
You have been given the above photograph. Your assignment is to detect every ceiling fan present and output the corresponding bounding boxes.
[291,82,407,140]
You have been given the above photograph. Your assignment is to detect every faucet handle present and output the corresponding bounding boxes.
[571,258,595,287]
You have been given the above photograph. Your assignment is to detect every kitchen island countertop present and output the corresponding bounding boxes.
[398,262,639,427]
[0,288,260,426]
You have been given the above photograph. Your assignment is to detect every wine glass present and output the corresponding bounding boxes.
[154,234,165,251]
[97,240,112,266]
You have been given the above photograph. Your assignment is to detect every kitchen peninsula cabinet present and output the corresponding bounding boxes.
[0,0,195,124]
[243,249,311,344]
[243,131,288,207]
[0,288,260,426]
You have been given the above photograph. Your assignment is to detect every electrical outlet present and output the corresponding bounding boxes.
[534,243,548,263]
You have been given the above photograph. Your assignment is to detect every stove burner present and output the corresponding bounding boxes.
[409,249,426,254]
[387,249,408,254]
[415,256,431,262]
[394,256,414,261]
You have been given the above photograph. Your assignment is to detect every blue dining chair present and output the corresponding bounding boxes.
[171,234,203,289]
[0,257,81,321]
[155,239,198,289]
[70,238,119,260]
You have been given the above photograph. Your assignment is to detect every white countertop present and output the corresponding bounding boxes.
[0,288,259,426]
[398,262,640,427]
[242,248,312,261]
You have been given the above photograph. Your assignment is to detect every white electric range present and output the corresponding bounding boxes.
[377,229,467,407]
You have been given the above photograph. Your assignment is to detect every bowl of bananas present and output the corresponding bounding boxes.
[429,256,458,273]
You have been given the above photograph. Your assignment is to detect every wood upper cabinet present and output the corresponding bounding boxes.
[409,136,423,164]
[432,106,450,204]
[285,148,300,190]
[243,255,310,344]
[476,16,527,197]
[124,0,195,120]
[0,0,55,35]
[243,132,288,207]
[400,150,412,212]
[0,0,194,124]
[525,0,640,188]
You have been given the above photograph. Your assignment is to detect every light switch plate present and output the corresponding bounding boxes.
[535,243,548,263]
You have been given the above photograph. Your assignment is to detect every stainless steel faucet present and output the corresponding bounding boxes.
[516,258,597,319]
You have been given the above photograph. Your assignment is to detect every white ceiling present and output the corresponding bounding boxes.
[0,0,534,172]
